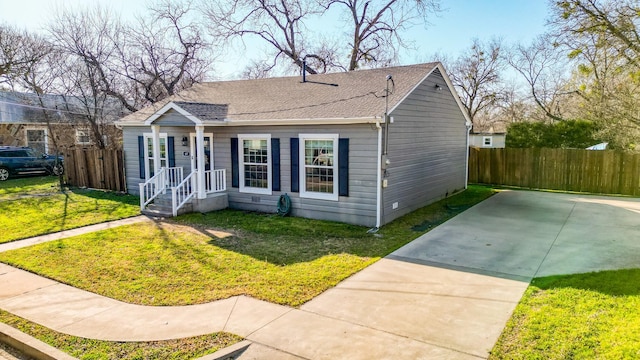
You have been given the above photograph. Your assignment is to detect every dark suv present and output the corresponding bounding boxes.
[0,146,64,181]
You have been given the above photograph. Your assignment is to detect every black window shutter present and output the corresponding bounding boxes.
[290,138,299,192]
[168,136,175,167]
[138,136,145,178]
[271,138,281,191]
[338,138,349,196]
[231,138,239,188]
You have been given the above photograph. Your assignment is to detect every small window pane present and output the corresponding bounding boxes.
[305,167,334,193]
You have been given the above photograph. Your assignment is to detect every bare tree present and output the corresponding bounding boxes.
[324,0,440,71]
[203,0,440,75]
[202,0,332,75]
[11,35,67,187]
[49,1,210,112]
[0,25,49,87]
[507,35,574,122]
[121,0,211,105]
[443,38,506,130]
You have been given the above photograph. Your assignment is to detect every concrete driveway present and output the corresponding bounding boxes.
[239,190,640,359]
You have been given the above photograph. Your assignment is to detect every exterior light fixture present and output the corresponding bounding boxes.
[181,136,188,146]
[435,84,442,91]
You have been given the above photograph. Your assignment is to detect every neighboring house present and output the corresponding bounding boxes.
[469,132,506,148]
[118,62,471,228]
[0,91,125,154]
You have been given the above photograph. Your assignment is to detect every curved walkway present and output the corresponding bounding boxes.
[1,191,640,359]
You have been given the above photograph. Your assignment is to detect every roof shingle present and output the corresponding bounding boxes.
[119,63,439,124]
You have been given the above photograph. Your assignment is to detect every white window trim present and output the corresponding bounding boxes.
[76,129,92,145]
[482,136,493,147]
[24,127,48,154]
[299,133,339,201]
[143,132,168,179]
[238,134,272,195]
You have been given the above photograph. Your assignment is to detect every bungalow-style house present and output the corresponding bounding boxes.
[117,62,471,228]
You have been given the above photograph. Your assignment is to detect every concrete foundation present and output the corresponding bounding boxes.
[192,193,228,213]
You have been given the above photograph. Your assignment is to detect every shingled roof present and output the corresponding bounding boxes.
[119,62,448,125]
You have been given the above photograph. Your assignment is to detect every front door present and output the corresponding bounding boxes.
[190,133,213,172]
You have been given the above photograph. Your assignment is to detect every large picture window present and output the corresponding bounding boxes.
[300,134,338,201]
[239,134,271,194]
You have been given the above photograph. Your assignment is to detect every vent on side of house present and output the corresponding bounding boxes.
[251,196,261,203]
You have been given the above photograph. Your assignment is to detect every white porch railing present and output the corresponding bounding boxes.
[205,169,227,194]
[172,171,197,217]
[165,167,184,188]
[139,167,184,211]
[141,167,227,216]
[139,167,167,209]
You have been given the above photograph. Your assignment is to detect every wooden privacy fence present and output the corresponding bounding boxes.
[63,149,126,192]
[469,147,640,196]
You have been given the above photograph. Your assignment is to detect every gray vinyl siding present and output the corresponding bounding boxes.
[124,123,379,227]
[213,125,378,227]
[152,109,197,126]
[381,69,468,224]
[122,126,193,193]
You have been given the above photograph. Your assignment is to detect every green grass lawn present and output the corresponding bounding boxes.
[0,177,140,244]
[491,269,640,359]
[0,185,495,307]
[0,176,61,199]
[0,309,241,360]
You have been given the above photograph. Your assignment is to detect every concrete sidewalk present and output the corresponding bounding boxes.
[1,190,639,359]
[0,215,151,253]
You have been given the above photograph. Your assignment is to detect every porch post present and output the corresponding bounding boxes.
[195,125,206,199]
[151,125,161,175]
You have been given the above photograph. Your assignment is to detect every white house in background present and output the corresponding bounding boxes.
[469,132,506,148]
[117,62,472,228]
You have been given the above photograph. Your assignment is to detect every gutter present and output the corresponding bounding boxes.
[465,123,472,189]
[116,117,381,127]
[375,120,383,229]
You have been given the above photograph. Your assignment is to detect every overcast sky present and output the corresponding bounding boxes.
[0,0,550,80]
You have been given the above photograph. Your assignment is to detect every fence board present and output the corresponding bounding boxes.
[63,149,126,192]
[469,147,640,196]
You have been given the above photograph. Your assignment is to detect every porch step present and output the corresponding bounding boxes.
[142,198,193,218]
[153,193,174,207]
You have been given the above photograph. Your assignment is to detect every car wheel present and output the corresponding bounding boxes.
[0,167,9,181]
[51,164,64,176]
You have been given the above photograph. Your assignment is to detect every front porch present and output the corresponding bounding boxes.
[139,166,227,217]
[138,103,227,217]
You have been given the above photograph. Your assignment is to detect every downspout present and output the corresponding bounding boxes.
[465,123,472,189]
[375,120,383,229]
